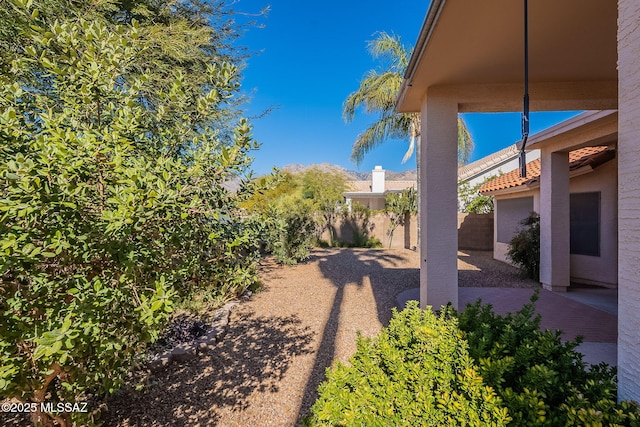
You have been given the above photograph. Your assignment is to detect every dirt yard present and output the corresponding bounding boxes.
[99,248,536,426]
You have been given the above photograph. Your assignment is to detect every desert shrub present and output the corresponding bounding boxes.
[507,212,540,280]
[361,236,383,248]
[307,302,511,426]
[243,168,352,259]
[264,198,318,265]
[384,187,418,248]
[458,291,640,426]
[0,5,261,425]
[309,295,640,427]
[338,202,382,248]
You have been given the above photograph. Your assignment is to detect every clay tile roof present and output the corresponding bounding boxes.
[385,180,417,191]
[347,181,371,192]
[480,146,615,194]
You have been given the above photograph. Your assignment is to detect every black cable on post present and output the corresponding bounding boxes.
[519,0,530,178]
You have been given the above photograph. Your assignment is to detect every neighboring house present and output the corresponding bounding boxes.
[457,144,540,211]
[458,144,540,188]
[395,0,639,401]
[480,114,617,289]
[344,166,416,211]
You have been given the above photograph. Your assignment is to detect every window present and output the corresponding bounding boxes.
[570,192,600,256]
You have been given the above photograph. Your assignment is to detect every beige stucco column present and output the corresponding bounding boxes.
[419,91,459,310]
[617,0,640,403]
[539,150,570,292]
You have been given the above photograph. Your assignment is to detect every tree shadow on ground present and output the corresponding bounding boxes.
[296,248,419,423]
[305,249,418,324]
[102,309,314,426]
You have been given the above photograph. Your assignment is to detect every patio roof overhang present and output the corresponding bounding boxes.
[396,0,618,113]
[521,110,618,152]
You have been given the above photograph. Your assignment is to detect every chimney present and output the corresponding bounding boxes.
[371,165,385,193]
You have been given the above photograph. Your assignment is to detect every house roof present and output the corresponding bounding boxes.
[479,146,616,194]
[385,180,417,191]
[345,180,416,196]
[458,144,520,182]
[347,181,371,193]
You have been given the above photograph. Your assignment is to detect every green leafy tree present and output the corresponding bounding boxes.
[0,3,261,425]
[383,187,418,248]
[301,167,348,243]
[0,0,266,146]
[240,171,298,213]
[458,176,497,214]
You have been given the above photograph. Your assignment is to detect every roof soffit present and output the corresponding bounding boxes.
[398,0,617,112]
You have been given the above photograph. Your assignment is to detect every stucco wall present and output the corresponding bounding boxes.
[496,195,535,243]
[324,213,418,249]
[493,191,538,264]
[325,212,492,251]
[568,160,618,287]
[617,0,640,403]
[492,163,618,288]
[349,196,385,211]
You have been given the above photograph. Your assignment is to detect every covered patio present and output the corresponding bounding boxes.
[396,0,640,401]
[398,284,618,367]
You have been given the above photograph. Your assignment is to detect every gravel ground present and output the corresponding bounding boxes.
[457,250,539,288]
[4,248,536,427]
[102,248,420,427]
[100,248,537,426]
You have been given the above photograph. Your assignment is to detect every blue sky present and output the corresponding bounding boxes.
[236,1,580,176]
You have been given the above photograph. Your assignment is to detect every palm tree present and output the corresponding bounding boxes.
[344,31,473,166]
[344,32,473,248]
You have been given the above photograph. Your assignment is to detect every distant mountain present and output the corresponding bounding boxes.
[384,170,418,181]
[281,163,417,181]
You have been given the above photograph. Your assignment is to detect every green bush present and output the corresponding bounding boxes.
[507,213,540,280]
[384,187,417,248]
[458,291,640,426]
[307,302,511,426]
[242,168,353,260]
[0,5,261,425]
[309,296,640,427]
[264,198,318,265]
[337,202,381,248]
[458,177,496,214]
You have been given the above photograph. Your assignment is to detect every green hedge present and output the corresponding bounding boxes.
[459,291,640,426]
[308,296,640,426]
[308,302,510,426]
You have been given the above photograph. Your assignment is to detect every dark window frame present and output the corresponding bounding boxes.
[570,191,601,257]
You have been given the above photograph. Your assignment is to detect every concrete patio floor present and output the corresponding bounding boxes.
[397,286,618,367]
